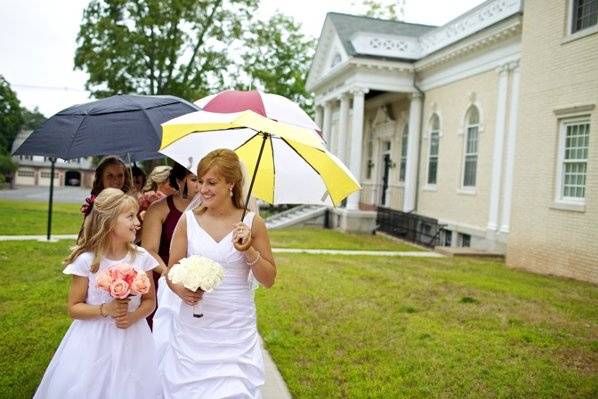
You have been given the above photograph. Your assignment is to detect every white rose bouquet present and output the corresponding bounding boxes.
[168,255,225,318]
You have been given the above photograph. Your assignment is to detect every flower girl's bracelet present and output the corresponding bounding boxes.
[246,251,261,266]
[99,303,108,317]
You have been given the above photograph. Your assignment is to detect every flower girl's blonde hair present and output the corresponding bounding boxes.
[66,188,139,272]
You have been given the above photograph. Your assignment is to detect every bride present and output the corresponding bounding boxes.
[154,148,276,398]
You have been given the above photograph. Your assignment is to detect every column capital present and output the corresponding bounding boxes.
[507,59,520,71]
[410,91,423,100]
[496,63,509,75]
[336,92,351,101]
[349,87,369,96]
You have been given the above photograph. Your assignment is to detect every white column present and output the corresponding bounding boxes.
[322,101,333,152]
[500,62,521,234]
[314,104,323,131]
[487,64,509,232]
[403,92,422,213]
[337,93,351,163]
[346,87,368,210]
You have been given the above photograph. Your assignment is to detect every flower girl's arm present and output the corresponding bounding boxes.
[67,276,127,320]
[243,216,277,288]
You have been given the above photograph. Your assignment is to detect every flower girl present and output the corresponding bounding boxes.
[34,188,161,399]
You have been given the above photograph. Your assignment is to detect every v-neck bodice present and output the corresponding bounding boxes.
[185,209,256,291]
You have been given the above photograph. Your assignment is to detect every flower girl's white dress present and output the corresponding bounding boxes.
[33,248,161,399]
[154,210,265,399]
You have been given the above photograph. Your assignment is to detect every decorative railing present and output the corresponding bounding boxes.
[376,206,447,248]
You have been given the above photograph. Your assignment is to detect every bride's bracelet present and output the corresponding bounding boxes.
[246,251,261,266]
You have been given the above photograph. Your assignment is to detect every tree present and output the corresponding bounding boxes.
[74,0,258,100]
[21,106,46,131]
[0,76,24,154]
[352,0,405,21]
[241,13,316,113]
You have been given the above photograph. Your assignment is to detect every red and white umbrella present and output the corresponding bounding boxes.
[195,90,322,135]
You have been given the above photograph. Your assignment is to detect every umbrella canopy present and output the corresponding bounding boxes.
[196,90,321,134]
[159,110,360,207]
[13,94,199,162]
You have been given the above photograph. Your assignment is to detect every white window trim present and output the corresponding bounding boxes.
[426,114,441,187]
[458,99,485,136]
[398,122,408,186]
[460,106,480,190]
[564,0,598,41]
[554,116,591,208]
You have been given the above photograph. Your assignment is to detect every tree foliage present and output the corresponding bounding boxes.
[74,1,317,115]
[0,76,24,154]
[241,13,316,113]
[21,106,46,131]
[74,0,258,100]
[353,0,404,20]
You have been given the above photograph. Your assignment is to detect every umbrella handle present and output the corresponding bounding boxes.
[241,133,268,221]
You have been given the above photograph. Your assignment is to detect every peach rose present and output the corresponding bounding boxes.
[130,272,151,295]
[111,264,136,286]
[110,279,131,299]
[96,271,112,291]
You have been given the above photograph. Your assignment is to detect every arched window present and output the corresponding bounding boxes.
[330,53,342,68]
[463,106,480,187]
[399,123,409,182]
[427,114,440,185]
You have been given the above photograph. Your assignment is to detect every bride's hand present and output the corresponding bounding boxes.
[232,222,252,252]
[174,284,203,306]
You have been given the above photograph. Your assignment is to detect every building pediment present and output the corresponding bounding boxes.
[371,106,397,140]
[306,18,349,91]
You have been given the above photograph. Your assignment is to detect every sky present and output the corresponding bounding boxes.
[0,0,485,117]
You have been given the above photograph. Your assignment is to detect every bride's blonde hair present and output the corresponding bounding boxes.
[66,188,139,272]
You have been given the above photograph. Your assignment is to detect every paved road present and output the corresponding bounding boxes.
[0,186,89,204]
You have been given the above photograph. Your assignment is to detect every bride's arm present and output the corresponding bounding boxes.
[242,216,276,288]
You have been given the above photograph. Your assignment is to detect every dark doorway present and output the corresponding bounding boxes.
[65,170,81,186]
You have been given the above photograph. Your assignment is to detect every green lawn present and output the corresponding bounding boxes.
[0,199,418,251]
[0,199,83,235]
[1,240,596,398]
[269,227,420,251]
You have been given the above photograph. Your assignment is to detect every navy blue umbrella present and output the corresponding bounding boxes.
[12,94,199,240]
[13,94,200,161]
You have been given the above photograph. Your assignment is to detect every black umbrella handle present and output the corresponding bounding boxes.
[241,133,268,221]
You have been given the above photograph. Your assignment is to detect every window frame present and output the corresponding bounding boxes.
[461,106,480,190]
[398,123,408,185]
[426,114,440,188]
[555,116,591,206]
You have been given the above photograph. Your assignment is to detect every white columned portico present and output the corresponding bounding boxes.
[346,87,368,210]
[403,92,422,212]
[500,61,521,234]
[487,64,509,233]
[337,93,351,162]
[322,101,333,151]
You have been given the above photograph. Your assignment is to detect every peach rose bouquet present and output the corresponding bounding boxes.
[96,264,151,299]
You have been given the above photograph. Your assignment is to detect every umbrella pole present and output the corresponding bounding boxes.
[46,158,56,240]
[241,133,268,220]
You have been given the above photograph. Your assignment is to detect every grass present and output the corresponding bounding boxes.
[268,227,420,251]
[0,200,83,235]
[256,254,598,398]
[1,239,596,398]
[0,199,419,252]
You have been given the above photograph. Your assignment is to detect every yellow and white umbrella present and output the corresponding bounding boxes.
[159,109,360,207]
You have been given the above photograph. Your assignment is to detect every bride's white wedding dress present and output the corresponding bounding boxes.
[154,210,264,398]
